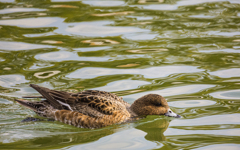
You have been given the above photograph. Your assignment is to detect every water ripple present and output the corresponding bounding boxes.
[1,0,240,149]
[0,41,54,51]
[67,66,204,79]
[91,80,150,92]
[210,89,240,100]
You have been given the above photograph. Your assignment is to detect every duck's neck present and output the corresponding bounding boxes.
[127,105,138,117]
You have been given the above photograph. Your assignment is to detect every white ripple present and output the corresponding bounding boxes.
[165,128,240,136]
[0,75,28,88]
[0,17,63,28]
[193,144,240,150]
[168,100,216,108]
[82,1,125,6]
[91,80,150,92]
[65,21,149,37]
[209,68,240,78]
[67,65,204,79]
[0,41,54,51]
[210,89,240,100]
[35,51,146,62]
[132,0,239,11]
[0,8,46,14]
[169,114,240,126]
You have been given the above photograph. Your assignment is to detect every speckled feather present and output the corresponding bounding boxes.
[15,84,173,128]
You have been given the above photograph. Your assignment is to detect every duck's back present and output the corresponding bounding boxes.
[67,90,131,118]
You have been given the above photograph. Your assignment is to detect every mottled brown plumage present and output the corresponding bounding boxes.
[15,84,180,129]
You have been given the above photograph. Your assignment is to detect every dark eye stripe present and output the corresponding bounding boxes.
[155,103,161,106]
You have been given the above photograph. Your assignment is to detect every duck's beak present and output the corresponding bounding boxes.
[164,109,181,118]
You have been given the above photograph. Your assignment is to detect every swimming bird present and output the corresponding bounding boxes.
[15,84,180,128]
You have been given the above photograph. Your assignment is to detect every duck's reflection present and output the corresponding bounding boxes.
[135,116,170,142]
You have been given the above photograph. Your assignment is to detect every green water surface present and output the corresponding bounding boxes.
[0,0,240,149]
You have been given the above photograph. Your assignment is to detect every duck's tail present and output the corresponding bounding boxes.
[15,99,38,111]
[15,99,55,119]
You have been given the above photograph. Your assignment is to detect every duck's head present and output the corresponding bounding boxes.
[130,94,181,118]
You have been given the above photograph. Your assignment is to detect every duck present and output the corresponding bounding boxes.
[15,84,180,129]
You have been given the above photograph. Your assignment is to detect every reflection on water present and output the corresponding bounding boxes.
[0,0,240,149]
[210,68,240,78]
[65,21,149,37]
[91,79,150,92]
[210,89,240,100]
[0,17,61,27]
[82,1,126,7]
[0,75,28,88]
[168,100,216,108]
[136,116,170,142]
[0,41,54,51]
[67,66,204,79]
[194,144,240,150]
[0,8,46,14]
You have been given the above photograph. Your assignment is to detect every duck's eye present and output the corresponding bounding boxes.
[155,103,161,106]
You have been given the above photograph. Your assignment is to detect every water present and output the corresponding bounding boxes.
[0,0,240,149]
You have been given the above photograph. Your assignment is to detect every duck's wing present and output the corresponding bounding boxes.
[29,84,71,110]
[76,90,130,107]
[70,92,130,116]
